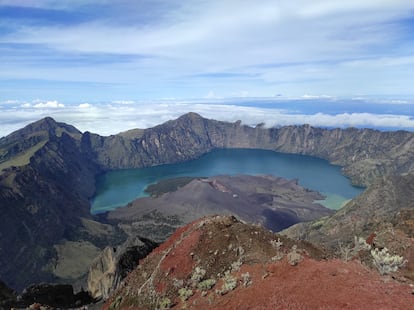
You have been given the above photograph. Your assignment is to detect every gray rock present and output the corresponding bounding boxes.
[87,236,157,300]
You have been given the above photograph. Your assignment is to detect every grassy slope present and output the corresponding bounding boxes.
[0,141,47,171]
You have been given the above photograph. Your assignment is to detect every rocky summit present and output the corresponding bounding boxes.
[1,113,414,295]
[102,215,414,310]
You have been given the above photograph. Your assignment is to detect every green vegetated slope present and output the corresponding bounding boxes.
[0,140,47,171]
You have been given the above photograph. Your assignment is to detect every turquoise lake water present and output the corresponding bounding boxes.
[91,148,364,214]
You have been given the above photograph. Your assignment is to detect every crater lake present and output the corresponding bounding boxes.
[91,148,364,214]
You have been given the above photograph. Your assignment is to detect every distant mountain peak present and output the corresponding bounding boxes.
[26,116,58,132]
[177,112,204,122]
[0,117,82,167]
[28,117,80,135]
[5,117,81,140]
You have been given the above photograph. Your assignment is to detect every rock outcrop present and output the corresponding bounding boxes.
[87,247,117,300]
[87,236,158,300]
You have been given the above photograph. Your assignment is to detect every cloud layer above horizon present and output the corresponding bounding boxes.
[1,98,414,138]
[0,1,413,136]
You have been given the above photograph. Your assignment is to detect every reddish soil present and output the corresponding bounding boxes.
[158,226,201,280]
[103,216,414,310]
[186,259,413,310]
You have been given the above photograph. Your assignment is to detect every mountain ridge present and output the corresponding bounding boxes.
[78,113,414,186]
[1,112,414,291]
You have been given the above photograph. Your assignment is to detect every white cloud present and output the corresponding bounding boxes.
[112,100,135,105]
[1,99,413,138]
[33,100,65,108]
[78,103,91,108]
[295,112,414,129]
[302,94,333,99]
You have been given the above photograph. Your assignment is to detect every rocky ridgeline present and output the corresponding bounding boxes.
[1,113,414,292]
[81,112,414,186]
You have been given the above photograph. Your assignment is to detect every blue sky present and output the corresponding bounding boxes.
[1,0,414,136]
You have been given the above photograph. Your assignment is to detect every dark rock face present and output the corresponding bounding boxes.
[1,113,414,291]
[1,281,92,309]
[0,280,16,309]
[116,237,159,280]
[20,284,74,307]
[16,283,93,308]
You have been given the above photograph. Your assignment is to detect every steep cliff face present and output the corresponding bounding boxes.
[87,247,116,300]
[82,113,414,186]
[80,113,219,169]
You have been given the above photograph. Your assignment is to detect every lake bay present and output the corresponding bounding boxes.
[91,148,364,214]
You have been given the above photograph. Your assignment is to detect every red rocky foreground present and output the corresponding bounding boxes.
[103,215,414,309]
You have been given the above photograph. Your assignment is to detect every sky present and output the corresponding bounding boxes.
[1,0,414,137]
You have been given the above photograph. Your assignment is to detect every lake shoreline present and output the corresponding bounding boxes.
[91,148,364,214]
